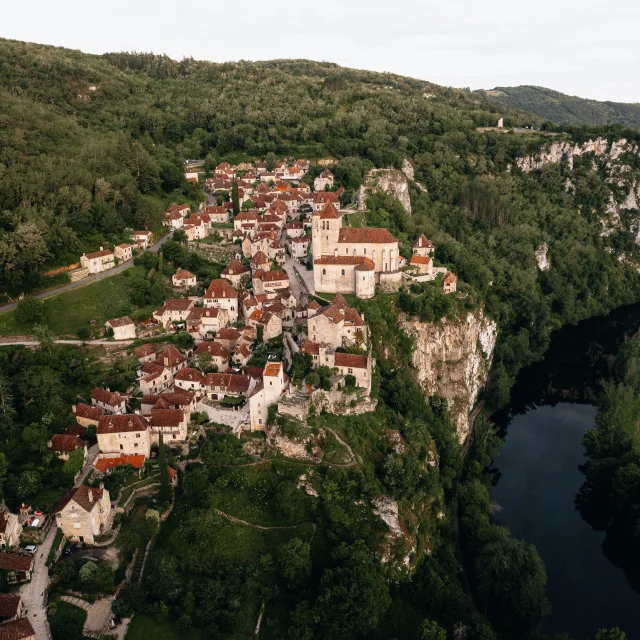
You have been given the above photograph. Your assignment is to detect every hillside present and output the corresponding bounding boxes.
[481,85,640,127]
[3,37,640,640]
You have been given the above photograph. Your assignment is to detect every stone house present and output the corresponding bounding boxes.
[289,236,311,259]
[233,211,258,234]
[0,594,23,622]
[0,512,22,549]
[249,251,270,274]
[153,299,194,328]
[149,409,188,443]
[248,362,287,431]
[203,205,230,223]
[154,345,187,375]
[54,484,111,545]
[301,342,373,393]
[172,269,197,289]
[203,373,251,401]
[195,341,231,370]
[203,279,239,324]
[133,231,153,249]
[91,387,126,414]
[253,269,289,295]
[0,554,32,584]
[232,343,252,367]
[215,327,242,351]
[134,343,156,363]
[164,210,184,229]
[174,368,205,393]
[443,271,457,294]
[138,363,173,395]
[408,255,433,276]
[114,243,134,261]
[189,307,229,337]
[97,414,151,458]
[307,295,368,348]
[248,310,282,341]
[0,617,35,639]
[221,260,250,289]
[80,248,115,274]
[314,168,334,191]
[412,234,434,257]
[48,434,87,462]
[105,316,136,340]
[73,403,103,428]
[286,222,305,238]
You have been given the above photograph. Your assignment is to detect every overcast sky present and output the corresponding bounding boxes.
[3,0,640,102]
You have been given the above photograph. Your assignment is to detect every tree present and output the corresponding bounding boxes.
[265,152,277,171]
[314,541,390,638]
[22,422,49,453]
[79,560,97,582]
[277,538,312,589]
[242,199,255,210]
[420,620,447,640]
[173,229,187,244]
[197,352,213,372]
[16,296,44,325]
[62,448,85,478]
[231,178,240,216]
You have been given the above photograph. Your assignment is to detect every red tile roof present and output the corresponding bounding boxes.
[134,344,156,358]
[54,485,105,514]
[261,270,288,283]
[0,594,21,619]
[334,352,368,370]
[217,328,241,341]
[203,373,250,394]
[175,367,205,383]
[74,403,103,421]
[158,299,194,312]
[0,554,32,573]
[222,260,250,276]
[250,251,270,265]
[91,387,125,407]
[410,255,432,265]
[314,202,340,219]
[150,409,184,427]
[85,249,113,259]
[205,279,238,299]
[195,342,230,358]
[97,414,147,434]
[155,345,187,368]
[106,316,133,328]
[174,269,196,280]
[50,434,84,454]
[94,454,145,473]
[264,362,282,377]
[301,341,320,356]
[444,271,457,284]
[413,234,434,248]
[0,616,34,640]
[338,228,397,244]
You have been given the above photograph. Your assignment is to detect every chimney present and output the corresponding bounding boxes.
[334,248,338,257]
[88,489,94,503]
[100,246,103,251]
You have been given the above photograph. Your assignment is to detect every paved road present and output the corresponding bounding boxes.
[0,232,173,314]
[0,338,135,347]
[19,444,101,639]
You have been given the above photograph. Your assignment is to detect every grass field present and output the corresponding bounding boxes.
[0,266,153,336]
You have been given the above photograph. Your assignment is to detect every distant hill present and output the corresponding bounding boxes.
[480,85,640,128]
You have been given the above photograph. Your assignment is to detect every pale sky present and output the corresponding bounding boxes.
[3,0,640,102]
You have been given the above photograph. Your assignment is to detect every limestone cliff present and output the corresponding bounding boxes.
[360,167,412,215]
[400,310,497,442]
[515,137,640,240]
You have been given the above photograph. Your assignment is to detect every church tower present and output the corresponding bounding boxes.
[312,201,341,258]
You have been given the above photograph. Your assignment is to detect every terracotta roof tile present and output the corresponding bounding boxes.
[50,434,84,454]
[97,414,147,434]
[0,617,34,640]
[334,352,368,369]
[338,228,397,244]
[94,454,145,473]
[54,485,104,514]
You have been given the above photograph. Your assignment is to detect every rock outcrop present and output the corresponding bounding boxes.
[535,243,550,271]
[360,167,412,215]
[401,310,498,442]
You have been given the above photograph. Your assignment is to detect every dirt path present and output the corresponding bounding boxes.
[215,509,317,539]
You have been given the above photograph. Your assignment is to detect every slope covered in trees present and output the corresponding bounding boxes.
[481,85,640,128]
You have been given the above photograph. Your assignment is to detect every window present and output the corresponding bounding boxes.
[258,419,263,425]
[119,444,123,451]
[136,433,140,438]
[134,443,138,448]
[322,269,326,275]
[348,368,353,374]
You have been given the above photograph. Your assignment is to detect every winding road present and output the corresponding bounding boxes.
[0,232,173,314]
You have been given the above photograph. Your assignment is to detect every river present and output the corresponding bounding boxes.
[491,303,640,639]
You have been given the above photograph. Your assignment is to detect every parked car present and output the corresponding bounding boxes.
[24,545,37,555]
[63,543,76,556]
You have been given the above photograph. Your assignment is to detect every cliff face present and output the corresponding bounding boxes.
[401,310,497,442]
[516,137,640,239]
[360,167,412,214]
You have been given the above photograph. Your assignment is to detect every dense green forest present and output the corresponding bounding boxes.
[1,37,640,639]
[480,85,640,128]
[576,339,640,592]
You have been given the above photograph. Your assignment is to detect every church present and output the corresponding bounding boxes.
[312,202,402,298]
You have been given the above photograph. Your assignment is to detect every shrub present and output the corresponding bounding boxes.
[16,295,44,325]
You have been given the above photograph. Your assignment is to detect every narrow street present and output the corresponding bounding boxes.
[19,443,99,639]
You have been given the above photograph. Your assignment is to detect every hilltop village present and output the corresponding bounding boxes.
[0,157,460,640]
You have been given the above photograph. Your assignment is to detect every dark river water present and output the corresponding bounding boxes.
[491,303,640,639]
